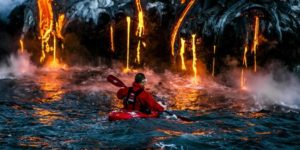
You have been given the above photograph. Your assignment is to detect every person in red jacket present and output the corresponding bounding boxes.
[117,73,165,114]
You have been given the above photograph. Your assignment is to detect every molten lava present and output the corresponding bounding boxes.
[56,14,65,40]
[110,24,115,52]
[19,39,24,53]
[243,45,248,68]
[180,38,186,70]
[38,0,54,63]
[192,34,198,82]
[252,16,260,72]
[171,0,196,56]
[126,17,131,71]
[241,46,248,89]
[135,0,145,64]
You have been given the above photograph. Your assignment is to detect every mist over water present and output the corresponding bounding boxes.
[0,52,36,79]
[246,67,300,110]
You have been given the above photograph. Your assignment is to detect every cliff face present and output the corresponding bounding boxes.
[1,0,300,70]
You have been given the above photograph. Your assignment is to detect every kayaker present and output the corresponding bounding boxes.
[117,73,166,114]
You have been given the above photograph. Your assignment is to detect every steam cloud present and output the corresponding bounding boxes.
[246,66,300,111]
[0,0,25,21]
[0,52,36,79]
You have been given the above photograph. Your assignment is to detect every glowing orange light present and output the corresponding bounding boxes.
[192,34,198,83]
[171,0,196,56]
[243,45,248,68]
[135,0,144,64]
[56,14,65,40]
[241,45,248,90]
[19,39,24,53]
[212,45,216,77]
[181,0,186,4]
[179,38,186,70]
[240,69,246,89]
[252,16,260,72]
[110,24,115,52]
[126,17,131,71]
[38,0,54,63]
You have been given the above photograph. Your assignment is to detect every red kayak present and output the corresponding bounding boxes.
[108,110,160,121]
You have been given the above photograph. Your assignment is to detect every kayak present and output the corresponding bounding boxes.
[108,110,160,121]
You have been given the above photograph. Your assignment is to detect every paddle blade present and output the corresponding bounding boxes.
[107,75,127,88]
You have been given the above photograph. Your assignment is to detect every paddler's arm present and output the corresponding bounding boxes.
[144,93,164,112]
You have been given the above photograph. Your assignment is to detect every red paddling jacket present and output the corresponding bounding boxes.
[117,83,164,113]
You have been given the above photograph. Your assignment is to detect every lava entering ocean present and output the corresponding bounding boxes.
[1,1,300,149]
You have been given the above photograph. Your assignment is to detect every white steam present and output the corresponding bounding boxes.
[0,0,25,20]
[0,52,36,79]
[246,68,300,110]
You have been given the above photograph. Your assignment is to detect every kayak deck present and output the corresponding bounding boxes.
[108,110,159,121]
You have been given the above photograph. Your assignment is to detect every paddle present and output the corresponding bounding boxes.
[106,75,194,122]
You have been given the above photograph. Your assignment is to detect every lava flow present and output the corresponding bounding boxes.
[110,24,115,52]
[19,39,24,53]
[241,45,248,89]
[171,0,196,56]
[252,16,260,72]
[135,0,144,64]
[38,0,54,63]
[56,14,65,40]
[180,38,186,70]
[125,16,131,72]
[192,34,198,83]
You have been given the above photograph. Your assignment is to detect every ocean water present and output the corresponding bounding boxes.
[0,67,299,149]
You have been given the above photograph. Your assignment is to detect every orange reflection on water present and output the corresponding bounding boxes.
[256,131,271,135]
[157,129,184,136]
[19,136,49,148]
[171,88,207,111]
[33,107,63,125]
[37,71,65,102]
[236,112,266,119]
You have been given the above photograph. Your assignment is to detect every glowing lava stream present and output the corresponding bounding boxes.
[241,45,248,89]
[38,0,54,63]
[19,39,24,53]
[180,38,186,70]
[110,24,115,52]
[192,34,198,82]
[56,14,65,40]
[135,0,144,64]
[212,45,216,77]
[171,0,196,56]
[252,16,260,72]
[126,17,131,71]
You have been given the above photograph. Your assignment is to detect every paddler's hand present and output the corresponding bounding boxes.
[158,101,167,110]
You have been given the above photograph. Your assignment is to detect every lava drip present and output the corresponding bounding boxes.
[110,24,115,52]
[135,0,145,64]
[241,45,249,89]
[125,17,131,72]
[252,16,260,72]
[38,0,54,63]
[171,0,196,57]
[19,39,25,53]
[180,38,186,70]
[192,34,198,83]
[56,14,65,40]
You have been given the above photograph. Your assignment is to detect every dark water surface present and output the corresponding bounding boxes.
[0,68,299,149]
